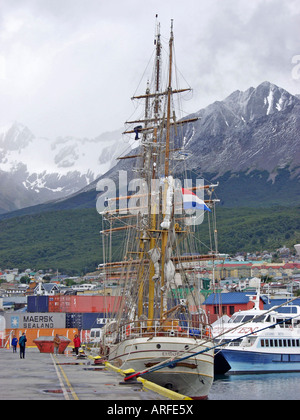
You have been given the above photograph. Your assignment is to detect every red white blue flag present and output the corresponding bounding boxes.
[182,188,211,211]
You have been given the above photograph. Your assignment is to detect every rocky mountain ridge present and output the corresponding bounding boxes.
[0,81,299,215]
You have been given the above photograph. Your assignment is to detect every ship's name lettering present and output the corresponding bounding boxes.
[236,327,259,335]
[162,351,175,356]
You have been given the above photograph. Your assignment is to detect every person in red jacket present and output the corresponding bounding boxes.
[73,334,81,355]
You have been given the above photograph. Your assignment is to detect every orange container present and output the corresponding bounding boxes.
[6,328,79,348]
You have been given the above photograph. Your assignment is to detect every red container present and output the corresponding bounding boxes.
[47,295,123,313]
[61,296,122,313]
[48,295,62,312]
[33,335,71,353]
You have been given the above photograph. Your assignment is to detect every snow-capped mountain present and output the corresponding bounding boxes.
[0,123,134,213]
[177,81,300,175]
[0,81,299,215]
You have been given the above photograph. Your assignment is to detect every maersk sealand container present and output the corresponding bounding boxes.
[27,296,49,312]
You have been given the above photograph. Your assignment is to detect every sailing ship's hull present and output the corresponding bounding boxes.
[108,336,214,399]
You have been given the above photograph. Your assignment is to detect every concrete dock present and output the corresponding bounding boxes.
[0,347,186,401]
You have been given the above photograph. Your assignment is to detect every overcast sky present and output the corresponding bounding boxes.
[0,0,299,139]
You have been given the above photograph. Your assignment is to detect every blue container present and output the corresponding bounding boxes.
[65,312,113,330]
[66,313,83,329]
[27,296,37,312]
[82,313,110,330]
[36,296,49,312]
[27,296,49,312]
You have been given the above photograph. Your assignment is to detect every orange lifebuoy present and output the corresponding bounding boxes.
[205,327,211,337]
[126,325,131,336]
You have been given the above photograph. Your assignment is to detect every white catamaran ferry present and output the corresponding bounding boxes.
[213,293,300,374]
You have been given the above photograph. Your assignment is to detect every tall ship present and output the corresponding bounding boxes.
[97,18,221,399]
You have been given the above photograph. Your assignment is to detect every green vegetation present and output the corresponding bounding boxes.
[198,206,300,255]
[0,209,102,275]
[0,206,298,275]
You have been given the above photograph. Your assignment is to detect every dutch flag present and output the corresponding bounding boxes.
[182,188,211,211]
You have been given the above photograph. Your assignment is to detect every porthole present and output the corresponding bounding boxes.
[156,344,161,349]
[184,345,189,350]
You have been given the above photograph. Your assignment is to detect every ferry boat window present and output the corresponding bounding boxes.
[287,340,291,347]
[270,339,274,347]
[243,315,254,322]
[283,339,287,347]
[261,339,265,347]
[253,315,266,323]
[230,338,242,347]
[233,315,244,323]
[274,340,278,347]
[278,339,282,347]
[296,340,300,347]
[292,340,295,347]
[277,318,284,327]
[265,340,269,347]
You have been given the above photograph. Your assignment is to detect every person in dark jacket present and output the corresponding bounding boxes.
[11,335,18,353]
[19,333,27,359]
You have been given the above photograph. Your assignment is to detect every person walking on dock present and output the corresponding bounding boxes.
[53,334,61,355]
[19,333,27,359]
[11,335,18,353]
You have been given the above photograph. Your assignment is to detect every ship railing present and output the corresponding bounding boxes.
[118,319,210,341]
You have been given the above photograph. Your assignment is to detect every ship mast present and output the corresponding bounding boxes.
[160,20,174,319]
[164,19,173,178]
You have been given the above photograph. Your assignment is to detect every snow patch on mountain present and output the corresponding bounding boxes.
[0,122,136,212]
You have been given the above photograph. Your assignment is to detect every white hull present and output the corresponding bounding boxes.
[108,336,214,399]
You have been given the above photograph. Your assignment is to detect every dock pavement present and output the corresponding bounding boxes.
[0,347,193,403]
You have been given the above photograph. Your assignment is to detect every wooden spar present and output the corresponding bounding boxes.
[104,184,218,203]
[97,253,222,269]
[131,87,191,100]
[100,225,136,234]
[117,154,141,160]
[122,117,198,135]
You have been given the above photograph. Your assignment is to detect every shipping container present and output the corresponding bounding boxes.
[5,328,79,348]
[65,313,114,330]
[4,312,66,329]
[27,295,49,312]
[48,295,61,312]
[27,294,123,314]
[52,295,122,313]
[82,313,114,330]
[65,313,83,329]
